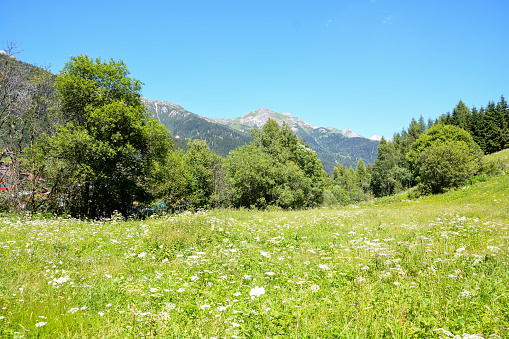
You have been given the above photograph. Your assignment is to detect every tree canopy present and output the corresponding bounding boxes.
[36,55,171,218]
[227,120,324,209]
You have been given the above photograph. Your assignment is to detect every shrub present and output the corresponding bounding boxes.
[416,141,479,194]
[478,157,506,176]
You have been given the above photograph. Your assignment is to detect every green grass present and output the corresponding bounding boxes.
[0,152,508,338]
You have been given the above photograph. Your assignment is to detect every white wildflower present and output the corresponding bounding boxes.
[487,246,500,253]
[318,264,330,270]
[249,286,265,299]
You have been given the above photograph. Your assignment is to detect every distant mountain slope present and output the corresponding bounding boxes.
[203,108,380,171]
[142,98,252,157]
[144,100,380,172]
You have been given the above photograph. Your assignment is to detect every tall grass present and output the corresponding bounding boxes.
[0,151,508,338]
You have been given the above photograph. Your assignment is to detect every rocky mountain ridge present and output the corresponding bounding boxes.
[142,98,380,173]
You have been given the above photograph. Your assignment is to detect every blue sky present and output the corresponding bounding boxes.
[2,0,508,138]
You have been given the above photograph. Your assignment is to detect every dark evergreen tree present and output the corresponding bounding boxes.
[469,106,486,152]
[451,100,470,131]
[484,101,504,153]
[496,96,509,149]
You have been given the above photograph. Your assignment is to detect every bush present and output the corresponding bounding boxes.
[478,157,506,176]
[416,141,479,194]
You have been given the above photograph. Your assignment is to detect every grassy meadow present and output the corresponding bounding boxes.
[1,151,508,338]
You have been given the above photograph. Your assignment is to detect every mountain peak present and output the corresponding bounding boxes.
[341,128,364,138]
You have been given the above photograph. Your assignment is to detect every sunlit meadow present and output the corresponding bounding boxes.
[1,152,508,338]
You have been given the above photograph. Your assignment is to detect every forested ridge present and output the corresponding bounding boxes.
[1,49,507,218]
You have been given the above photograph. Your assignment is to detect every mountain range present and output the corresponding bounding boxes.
[142,98,380,173]
[0,52,381,174]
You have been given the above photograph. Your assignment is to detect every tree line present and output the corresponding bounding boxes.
[368,98,507,198]
[1,50,506,218]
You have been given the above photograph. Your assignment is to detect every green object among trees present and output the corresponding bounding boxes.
[34,55,171,218]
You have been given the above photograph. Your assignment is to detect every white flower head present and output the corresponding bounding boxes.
[318,264,330,271]
[488,246,500,253]
[249,286,266,299]
[310,284,320,293]
[35,322,47,327]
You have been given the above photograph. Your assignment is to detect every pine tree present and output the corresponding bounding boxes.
[469,106,486,152]
[496,96,509,149]
[451,100,471,131]
[484,101,504,153]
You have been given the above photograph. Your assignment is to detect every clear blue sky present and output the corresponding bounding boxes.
[2,0,508,138]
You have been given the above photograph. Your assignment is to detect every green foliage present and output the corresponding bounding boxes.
[370,138,412,197]
[227,144,279,208]
[477,156,506,177]
[311,131,379,172]
[227,120,324,209]
[35,55,171,218]
[149,148,191,211]
[407,124,483,178]
[184,140,228,209]
[433,96,509,155]
[327,160,370,205]
[54,55,143,126]
[416,141,480,194]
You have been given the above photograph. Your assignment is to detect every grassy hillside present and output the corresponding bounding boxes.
[0,151,508,338]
